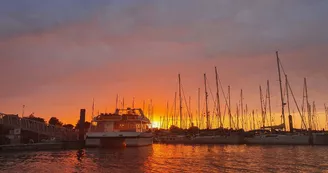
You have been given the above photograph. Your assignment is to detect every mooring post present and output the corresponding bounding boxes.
[79,109,86,142]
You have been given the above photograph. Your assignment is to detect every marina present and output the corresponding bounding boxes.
[1,52,328,150]
[1,1,328,172]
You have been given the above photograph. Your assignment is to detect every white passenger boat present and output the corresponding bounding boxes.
[85,108,153,147]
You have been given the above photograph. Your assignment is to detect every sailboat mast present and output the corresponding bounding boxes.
[204,73,210,130]
[115,94,119,109]
[276,51,286,130]
[132,97,135,109]
[304,78,311,130]
[173,92,177,126]
[325,104,328,130]
[312,101,316,130]
[143,100,145,112]
[267,80,272,126]
[189,96,192,127]
[122,98,125,109]
[245,104,248,130]
[285,75,291,116]
[285,75,292,131]
[178,74,183,129]
[215,67,222,128]
[92,98,95,121]
[260,85,265,128]
[236,103,239,129]
[198,88,200,128]
[252,110,255,130]
[166,101,169,129]
[240,89,244,130]
[228,85,232,129]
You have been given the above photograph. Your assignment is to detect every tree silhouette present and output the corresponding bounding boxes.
[63,124,74,129]
[26,114,45,123]
[48,117,63,126]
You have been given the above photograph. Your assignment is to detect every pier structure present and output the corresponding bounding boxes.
[0,113,78,142]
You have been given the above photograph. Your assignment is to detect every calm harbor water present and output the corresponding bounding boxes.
[1,144,328,173]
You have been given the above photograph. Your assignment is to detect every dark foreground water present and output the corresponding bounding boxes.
[1,144,328,173]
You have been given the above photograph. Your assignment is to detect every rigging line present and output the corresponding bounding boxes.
[278,58,307,128]
[181,84,193,126]
[205,75,218,107]
[216,69,232,120]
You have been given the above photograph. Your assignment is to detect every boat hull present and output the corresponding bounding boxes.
[245,134,310,145]
[192,135,243,144]
[159,135,243,144]
[85,132,153,147]
[313,133,328,145]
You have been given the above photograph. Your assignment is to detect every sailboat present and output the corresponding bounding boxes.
[245,51,310,145]
[190,70,244,144]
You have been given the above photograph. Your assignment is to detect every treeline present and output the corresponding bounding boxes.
[26,114,91,130]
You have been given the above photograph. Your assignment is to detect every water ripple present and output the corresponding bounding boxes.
[1,145,328,173]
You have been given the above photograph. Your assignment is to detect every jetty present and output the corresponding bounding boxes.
[0,110,86,152]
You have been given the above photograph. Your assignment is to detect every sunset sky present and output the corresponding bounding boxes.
[1,0,328,129]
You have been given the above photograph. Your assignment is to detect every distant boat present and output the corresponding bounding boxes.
[85,108,153,147]
[244,52,311,145]
[244,129,310,145]
[157,129,245,145]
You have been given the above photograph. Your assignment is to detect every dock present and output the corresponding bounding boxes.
[0,109,86,152]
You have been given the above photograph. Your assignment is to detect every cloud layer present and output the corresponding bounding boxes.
[1,0,328,128]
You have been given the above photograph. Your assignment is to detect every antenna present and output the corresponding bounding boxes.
[22,105,25,118]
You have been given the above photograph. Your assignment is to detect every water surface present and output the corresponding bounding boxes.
[1,144,328,173]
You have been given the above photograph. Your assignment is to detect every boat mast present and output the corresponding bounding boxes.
[245,104,248,131]
[92,98,95,120]
[240,89,244,130]
[178,74,183,129]
[236,103,239,129]
[215,67,222,128]
[259,85,265,128]
[189,96,193,127]
[267,80,272,127]
[115,94,119,109]
[285,75,291,117]
[276,51,286,130]
[252,110,255,130]
[228,85,232,129]
[173,92,177,126]
[312,101,317,130]
[122,98,125,109]
[325,104,328,130]
[198,88,200,128]
[143,100,145,112]
[204,73,210,130]
[304,78,312,130]
[166,101,169,129]
[285,75,292,132]
[132,97,135,109]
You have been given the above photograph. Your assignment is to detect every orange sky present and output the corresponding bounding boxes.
[1,1,328,130]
